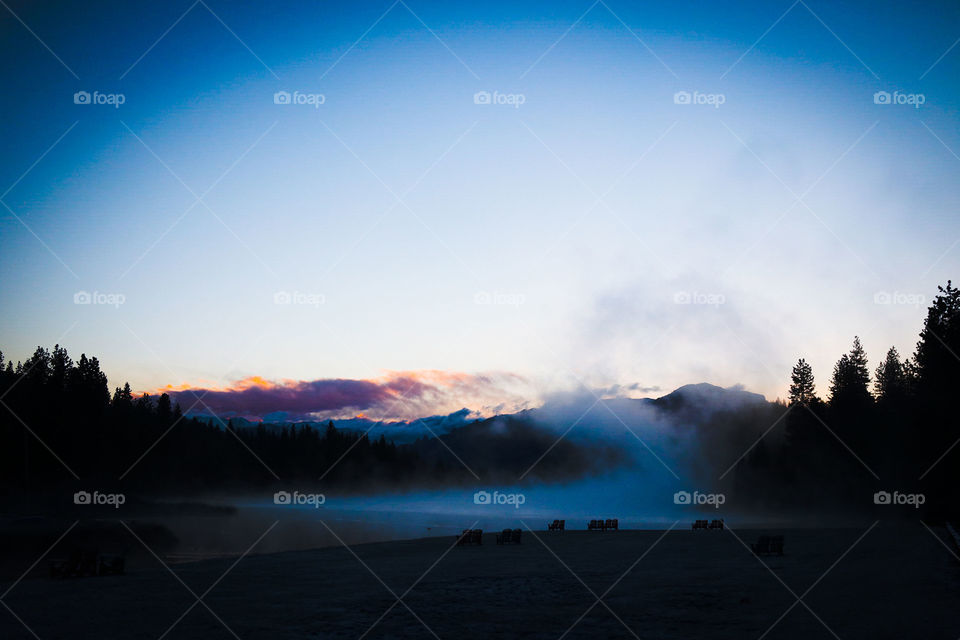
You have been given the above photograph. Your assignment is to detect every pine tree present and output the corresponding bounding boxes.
[50,344,72,391]
[23,346,51,385]
[112,383,134,409]
[157,393,172,422]
[829,353,851,403]
[789,358,816,405]
[914,280,960,398]
[848,336,871,396]
[829,337,872,405]
[134,393,153,414]
[874,347,906,401]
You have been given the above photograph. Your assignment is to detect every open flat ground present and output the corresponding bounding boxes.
[2,524,959,639]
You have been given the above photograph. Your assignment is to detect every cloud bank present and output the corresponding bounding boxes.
[151,371,534,421]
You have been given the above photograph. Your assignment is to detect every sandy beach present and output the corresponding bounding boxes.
[2,523,958,639]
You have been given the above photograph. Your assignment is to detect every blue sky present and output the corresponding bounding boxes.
[1,0,958,409]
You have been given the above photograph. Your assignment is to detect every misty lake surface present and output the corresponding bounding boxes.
[158,484,769,560]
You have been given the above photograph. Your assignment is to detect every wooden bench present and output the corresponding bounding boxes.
[455,529,483,545]
[49,548,125,578]
[50,548,95,578]
[496,528,522,544]
[692,519,710,530]
[750,535,784,556]
[98,553,126,576]
[709,519,724,530]
[588,518,619,531]
[548,519,565,531]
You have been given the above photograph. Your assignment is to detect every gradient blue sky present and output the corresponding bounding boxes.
[1,0,958,410]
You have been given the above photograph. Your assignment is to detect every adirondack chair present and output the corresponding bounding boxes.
[751,535,785,555]
[497,528,522,544]
[97,553,126,576]
[456,529,483,545]
[768,535,784,555]
[49,548,98,578]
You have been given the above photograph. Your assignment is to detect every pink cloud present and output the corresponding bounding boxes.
[151,370,532,421]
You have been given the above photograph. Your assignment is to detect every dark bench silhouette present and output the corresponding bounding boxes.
[455,529,483,545]
[49,548,125,578]
[97,552,126,576]
[750,535,784,555]
[496,528,522,544]
[692,519,709,530]
[548,519,565,531]
[588,518,619,531]
[709,519,724,530]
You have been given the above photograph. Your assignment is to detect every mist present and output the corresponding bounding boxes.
[138,382,801,558]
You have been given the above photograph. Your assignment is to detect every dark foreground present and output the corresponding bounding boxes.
[2,524,959,639]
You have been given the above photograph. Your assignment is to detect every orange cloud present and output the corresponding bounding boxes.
[152,370,533,422]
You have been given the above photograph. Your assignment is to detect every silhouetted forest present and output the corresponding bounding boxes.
[0,349,621,495]
[1,282,957,519]
[732,281,960,519]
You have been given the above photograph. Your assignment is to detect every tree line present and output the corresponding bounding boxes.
[733,281,960,519]
[0,348,461,494]
[0,348,617,496]
[2,281,957,516]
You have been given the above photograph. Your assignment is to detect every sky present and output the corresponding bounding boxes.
[1,0,958,418]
